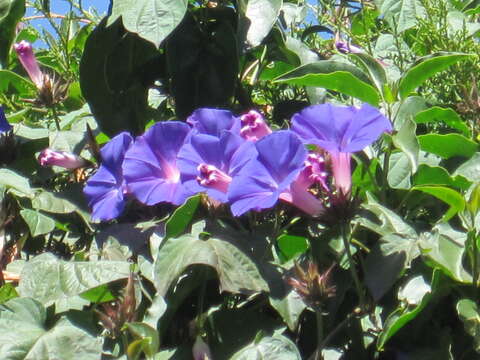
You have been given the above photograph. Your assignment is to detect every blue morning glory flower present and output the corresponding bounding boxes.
[228,130,324,216]
[83,132,133,221]
[177,131,257,203]
[122,121,192,206]
[187,108,241,137]
[291,103,391,194]
[0,106,12,133]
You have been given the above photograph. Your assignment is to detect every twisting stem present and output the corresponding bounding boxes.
[341,224,365,310]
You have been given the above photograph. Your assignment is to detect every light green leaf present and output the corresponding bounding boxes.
[398,52,472,99]
[0,297,102,360]
[418,133,477,159]
[393,117,419,172]
[454,152,480,182]
[398,275,431,305]
[20,209,55,237]
[18,253,131,306]
[374,0,426,32]
[143,295,167,329]
[414,164,470,191]
[230,334,301,360]
[387,152,412,189]
[239,0,283,48]
[31,191,77,214]
[108,0,188,47]
[457,299,480,353]
[350,52,388,96]
[0,169,33,198]
[274,61,380,105]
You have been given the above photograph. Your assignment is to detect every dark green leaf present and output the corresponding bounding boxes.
[274,61,380,105]
[398,52,472,99]
[413,185,466,221]
[80,18,159,136]
[415,106,470,136]
[165,195,201,239]
[0,0,25,67]
[418,133,477,159]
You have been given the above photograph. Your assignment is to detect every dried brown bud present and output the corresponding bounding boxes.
[287,262,336,310]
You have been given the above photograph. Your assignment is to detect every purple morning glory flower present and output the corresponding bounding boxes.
[228,130,324,216]
[187,108,241,137]
[122,121,191,206]
[177,131,257,203]
[335,41,364,54]
[83,132,133,221]
[291,103,392,194]
[0,106,12,133]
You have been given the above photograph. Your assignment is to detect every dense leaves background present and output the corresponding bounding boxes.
[2,0,480,359]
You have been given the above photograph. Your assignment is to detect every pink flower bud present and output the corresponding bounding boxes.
[192,336,212,360]
[13,41,44,89]
[38,149,86,169]
[240,110,272,142]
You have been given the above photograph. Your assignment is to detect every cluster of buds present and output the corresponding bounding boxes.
[287,262,336,310]
[13,41,68,107]
[95,273,137,338]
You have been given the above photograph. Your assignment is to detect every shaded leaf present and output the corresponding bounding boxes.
[456,299,480,353]
[274,61,380,105]
[413,185,466,221]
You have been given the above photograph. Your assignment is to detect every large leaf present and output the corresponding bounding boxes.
[274,61,380,105]
[18,253,131,306]
[415,106,470,136]
[418,133,477,159]
[238,0,283,48]
[31,191,77,214]
[387,151,412,189]
[230,334,301,360]
[269,289,306,331]
[392,117,419,172]
[80,18,159,136]
[20,209,55,237]
[414,164,470,191]
[457,299,480,353]
[419,224,471,283]
[0,0,25,67]
[0,297,102,359]
[108,0,187,48]
[454,152,480,182]
[377,270,439,350]
[374,0,426,33]
[0,169,33,198]
[398,52,472,99]
[153,223,268,296]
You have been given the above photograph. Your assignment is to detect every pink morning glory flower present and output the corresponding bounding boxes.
[38,149,87,169]
[13,41,44,89]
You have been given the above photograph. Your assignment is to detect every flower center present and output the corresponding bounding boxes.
[196,164,232,193]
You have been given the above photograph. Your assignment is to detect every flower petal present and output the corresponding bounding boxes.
[187,108,240,137]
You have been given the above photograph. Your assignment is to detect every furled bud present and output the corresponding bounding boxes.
[240,110,272,142]
[38,149,87,169]
[193,336,212,360]
[13,41,44,89]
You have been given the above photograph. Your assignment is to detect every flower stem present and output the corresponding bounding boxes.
[341,225,365,311]
[315,309,323,360]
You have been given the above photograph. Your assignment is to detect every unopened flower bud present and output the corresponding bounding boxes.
[38,148,86,169]
[193,336,212,360]
[240,110,272,142]
[13,41,44,89]
[335,41,364,54]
